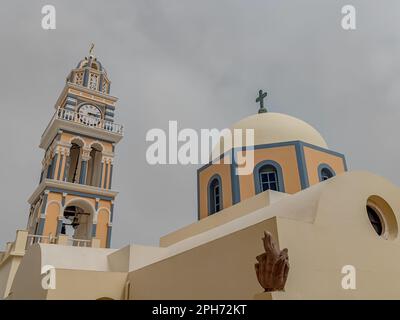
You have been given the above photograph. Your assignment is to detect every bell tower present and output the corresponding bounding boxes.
[26,46,123,248]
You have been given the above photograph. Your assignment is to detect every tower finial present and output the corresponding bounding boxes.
[89,43,95,58]
[256,89,268,113]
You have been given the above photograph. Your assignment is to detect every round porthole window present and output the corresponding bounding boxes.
[366,205,383,236]
[366,195,398,240]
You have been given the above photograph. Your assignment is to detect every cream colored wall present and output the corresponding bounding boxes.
[107,244,167,272]
[273,171,400,299]
[130,218,278,300]
[9,244,125,300]
[160,190,288,247]
[9,245,48,300]
[45,269,127,300]
[0,256,22,299]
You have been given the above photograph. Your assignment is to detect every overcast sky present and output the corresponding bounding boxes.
[1,0,400,248]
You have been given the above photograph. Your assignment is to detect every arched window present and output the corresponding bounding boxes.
[67,143,82,183]
[259,165,279,192]
[208,175,222,215]
[318,164,335,182]
[254,161,285,194]
[86,144,103,187]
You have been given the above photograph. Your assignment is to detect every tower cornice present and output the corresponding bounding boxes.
[54,82,118,111]
[28,179,119,205]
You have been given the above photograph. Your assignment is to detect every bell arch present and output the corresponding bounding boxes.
[61,198,96,240]
[66,138,85,183]
[86,142,104,187]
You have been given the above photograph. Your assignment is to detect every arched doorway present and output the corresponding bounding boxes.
[67,139,84,183]
[61,199,95,240]
[86,142,103,187]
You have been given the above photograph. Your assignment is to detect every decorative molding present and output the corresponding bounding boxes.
[28,179,118,205]
[89,140,105,152]
[230,150,240,205]
[295,142,309,189]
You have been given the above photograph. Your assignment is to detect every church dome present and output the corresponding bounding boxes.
[213,112,327,157]
[233,112,327,148]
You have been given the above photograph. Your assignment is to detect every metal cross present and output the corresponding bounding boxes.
[256,90,268,113]
[89,43,95,57]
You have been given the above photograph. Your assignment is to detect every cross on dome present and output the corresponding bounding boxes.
[89,43,95,58]
[256,89,268,114]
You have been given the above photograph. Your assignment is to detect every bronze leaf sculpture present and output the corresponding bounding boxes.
[255,231,289,292]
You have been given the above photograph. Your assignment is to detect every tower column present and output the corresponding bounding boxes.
[100,156,113,189]
[106,223,112,248]
[53,147,65,181]
[46,149,58,180]
[98,160,104,188]
[50,153,58,180]
[54,143,71,181]
[37,191,49,236]
[109,163,114,189]
[103,159,109,189]
[63,153,71,182]
[79,160,88,184]
[79,148,91,185]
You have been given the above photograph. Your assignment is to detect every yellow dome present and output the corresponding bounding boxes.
[212,112,327,158]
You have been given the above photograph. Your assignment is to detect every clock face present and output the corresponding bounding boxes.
[78,104,102,126]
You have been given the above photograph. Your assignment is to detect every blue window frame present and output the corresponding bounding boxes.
[318,164,335,182]
[208,175,223,215]
[254,160,285,194]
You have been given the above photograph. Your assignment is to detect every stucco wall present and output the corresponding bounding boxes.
[130,218,278,299]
